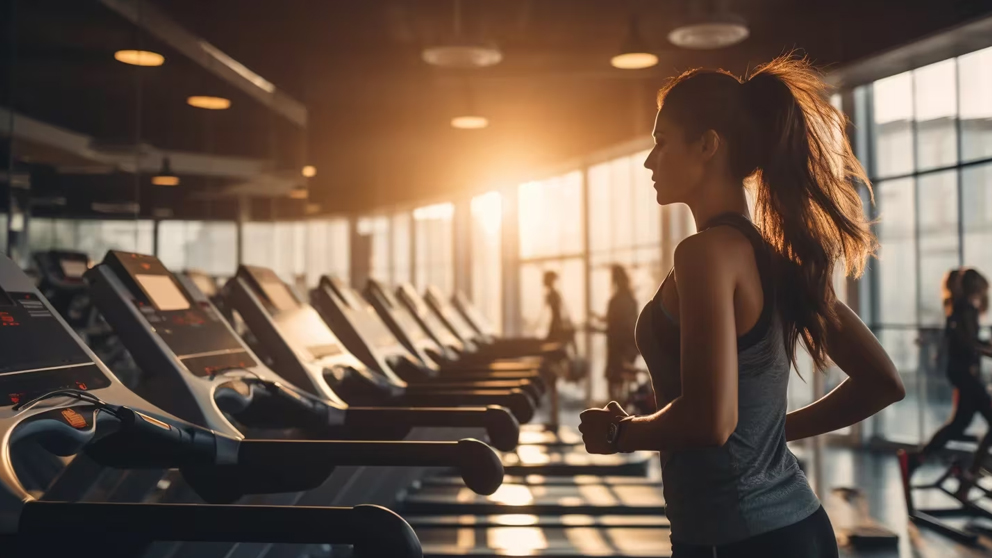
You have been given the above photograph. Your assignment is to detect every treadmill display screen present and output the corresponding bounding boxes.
[136,274,191,311]
[0,291,110,404]
[261,279,298,312]
[60,259,89,279]
[190,274,218,297]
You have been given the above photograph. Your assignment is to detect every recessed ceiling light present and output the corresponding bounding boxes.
[422,44,503,69]
[114,49,165,67]
[451,116,489,129]
[187,96,231,110]
[668,19,749,50]
[611,52,659,70]
[302,165,316,178]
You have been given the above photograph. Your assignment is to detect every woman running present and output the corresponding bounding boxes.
[578,55,904,557]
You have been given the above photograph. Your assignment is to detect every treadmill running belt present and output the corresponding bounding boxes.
[418,525,672,557]
[400,483,666,516]
[502,448,653,477]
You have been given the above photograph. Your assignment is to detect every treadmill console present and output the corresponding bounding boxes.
[397,283,462,348]
[0,265,110,407]
[100,251,257,376]
[237,266,349,363]
[367,280,430,345]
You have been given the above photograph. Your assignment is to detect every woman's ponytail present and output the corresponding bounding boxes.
[658,55,876,370]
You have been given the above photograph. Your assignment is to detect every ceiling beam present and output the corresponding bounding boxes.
[100,0,308,128]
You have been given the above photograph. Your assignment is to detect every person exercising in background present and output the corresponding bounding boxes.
[542,271,574,345]
[911,268,992,481]
[589,265,640,402]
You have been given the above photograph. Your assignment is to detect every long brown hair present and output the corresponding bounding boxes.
[657,54,876,370]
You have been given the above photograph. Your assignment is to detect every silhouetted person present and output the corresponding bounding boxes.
[542,271,573,344]
[591,265,640,402]
[913,268,992,482]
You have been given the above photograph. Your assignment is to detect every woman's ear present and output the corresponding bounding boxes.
[699,129,721,161]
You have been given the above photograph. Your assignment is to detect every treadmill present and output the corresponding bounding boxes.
[223,264,536,428]
[424,285,562,361]
[0,254,423,557]
[85,251,508,495]
[314,275,542,399]
[365,278,544,382]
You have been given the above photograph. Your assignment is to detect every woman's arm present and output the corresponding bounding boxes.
[583,231,741,453]
[784,301,905,442]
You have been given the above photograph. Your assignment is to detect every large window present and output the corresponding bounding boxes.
[863,46,992,444]
[157,221,237,278]
[413,203,454,293]
[586,151,662,401]
[29,218,153,263]
[306,218,350,287]
[392,212,412,285]
[471,191,503,332]
[357,216,390,282]
[517,171,586,347]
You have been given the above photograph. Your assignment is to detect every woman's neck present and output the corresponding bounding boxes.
[686,180,750,231]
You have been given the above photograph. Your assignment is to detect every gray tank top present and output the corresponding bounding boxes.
[634,213,820,546]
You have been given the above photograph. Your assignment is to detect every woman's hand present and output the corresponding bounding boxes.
[579,401,628,454]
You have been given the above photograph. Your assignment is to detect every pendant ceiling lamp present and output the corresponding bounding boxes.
[422,0,502,69]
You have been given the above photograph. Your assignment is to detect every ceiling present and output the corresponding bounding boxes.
[3,0,992,219]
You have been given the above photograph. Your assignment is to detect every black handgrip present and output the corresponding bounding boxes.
[232,438,503,495]
[84,408,219,469]
[17,501,421,558]
[407,378,542,400]
[344,406,520,451]
[412,389,536,423]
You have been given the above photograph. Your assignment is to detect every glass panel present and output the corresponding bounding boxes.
[471,192,502,332]
[876,328,923,444]
[0,214,6,256]
[306,218,350,285]
[413,203,454,293]
[72,220,153,263]
[632,150,660,246]
[913,60,958,171]
[875,178,917,325]
[358,216,390,282]
[917,171,959,326]
[392,212,411,285]
[242,222,276,269]
[872,71,915,178]
[959,46,992,162]
[518,171,583,259]
[962,163,992,325]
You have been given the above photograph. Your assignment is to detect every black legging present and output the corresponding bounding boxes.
[671,506,838,558]
[922,370,992,474]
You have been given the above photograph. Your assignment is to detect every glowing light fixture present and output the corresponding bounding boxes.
[668,8,749,50]
[152,158,179,186]
[187,96,231,110]
[611,52,659,70]
[114,49,165,67]
[289,185,309,199]
[451,116,489,130]
[302,165,317,178]
[611,16,657,70]
[422,0,502,69]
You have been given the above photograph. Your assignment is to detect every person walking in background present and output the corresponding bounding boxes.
[589,264,640,402]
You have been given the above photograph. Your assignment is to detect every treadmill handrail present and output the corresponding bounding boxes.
[236,438,503,495]
[17,501,422,557]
